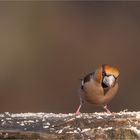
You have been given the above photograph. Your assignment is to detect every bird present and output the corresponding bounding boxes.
[75,64,119,115]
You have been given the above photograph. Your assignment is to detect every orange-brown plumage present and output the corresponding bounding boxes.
[94,66,103,83]
[75,64,120,115]
[103,64,119,78]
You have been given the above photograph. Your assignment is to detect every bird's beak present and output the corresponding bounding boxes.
[103,75,115,87]
[107,75,115,87]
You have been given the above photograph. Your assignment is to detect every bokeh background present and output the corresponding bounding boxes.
[0,1,139,113]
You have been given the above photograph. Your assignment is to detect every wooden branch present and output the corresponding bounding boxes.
[0,111,140,139]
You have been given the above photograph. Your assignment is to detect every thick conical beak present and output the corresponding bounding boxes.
[107,75,115,87]
[103,75,115,87]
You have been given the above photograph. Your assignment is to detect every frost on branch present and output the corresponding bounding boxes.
[0,111,140,139]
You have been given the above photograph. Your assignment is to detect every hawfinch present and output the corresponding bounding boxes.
[76,64,119,114]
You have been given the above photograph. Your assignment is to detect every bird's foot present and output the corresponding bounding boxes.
[75,111,81,115]
[103,105,111,114]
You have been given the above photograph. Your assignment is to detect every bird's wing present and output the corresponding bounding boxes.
[80,72,95,90]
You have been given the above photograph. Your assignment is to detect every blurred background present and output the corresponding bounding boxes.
[0,1,139,113]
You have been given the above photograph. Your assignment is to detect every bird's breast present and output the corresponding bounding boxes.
[83,80,105,105]
[83,80,119,106]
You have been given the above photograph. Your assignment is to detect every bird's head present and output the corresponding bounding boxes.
[102,64,119,88]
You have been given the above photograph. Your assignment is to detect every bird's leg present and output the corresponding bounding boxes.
[75,90,83,115]
[75,104,82,115]
[103,105,111,114]
[75,97,83,115]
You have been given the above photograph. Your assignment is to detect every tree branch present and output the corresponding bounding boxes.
[0,111,140,139]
